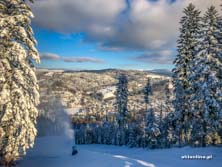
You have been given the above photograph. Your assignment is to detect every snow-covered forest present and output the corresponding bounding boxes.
[0,0,222,167]
[75,4,222,149]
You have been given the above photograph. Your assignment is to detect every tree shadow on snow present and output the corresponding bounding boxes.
[113,155,155,167]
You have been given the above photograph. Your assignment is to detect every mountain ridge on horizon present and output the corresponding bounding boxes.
[37,68,172,76]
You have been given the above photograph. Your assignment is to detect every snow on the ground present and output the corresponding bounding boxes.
[18,137,222,167]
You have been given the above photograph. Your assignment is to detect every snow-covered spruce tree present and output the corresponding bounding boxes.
[218,0,222,140]
[112,119,119,145]
[189,6,222,147]
[165,80,172,113]
[143,79,160,148]
[116,74,129,146]
[172,3,201,146]
[94,124,103,144]
[162,80,176,148]
[158,102,165,148]
[139,118,147,148]
[137,117,146,148]
[144,78,152,111]
[76,125,87,144]
[145,107,160,149]
[85,124,93,144]
[127,123,137,148]
[164,112,177,148]
[102,121,112,145]
[0,0,40,165]
[108,121,117,145]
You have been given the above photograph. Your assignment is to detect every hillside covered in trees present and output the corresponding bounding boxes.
[1,0,222,167]
[73,3,222,149]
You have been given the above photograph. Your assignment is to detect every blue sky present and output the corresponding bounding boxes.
[31,0,220,70]
[33,25,173,70]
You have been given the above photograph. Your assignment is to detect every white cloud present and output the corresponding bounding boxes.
[31,0,126,33]
[31,0,221,51]
[63,57,104,63]
[40,53,60,60]
[134,50,176,64]
[40,53,104,64]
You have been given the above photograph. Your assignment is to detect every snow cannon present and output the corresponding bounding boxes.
[72,146,78,155]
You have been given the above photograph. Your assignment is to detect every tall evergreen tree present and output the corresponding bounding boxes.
[218,1,222,140]
[144,78,152,111]
[172,3,201,146]
[158,101,168,148]
[127,123,137,148]
[164,112,177,147]
[0,0,40,165]
[137,117,146,148]
[165,80,172,113]
[145,107,160,149]
[162,80,175,147]
[143,79,160,148]
[189,6,222,147]
[116,74,129,145]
